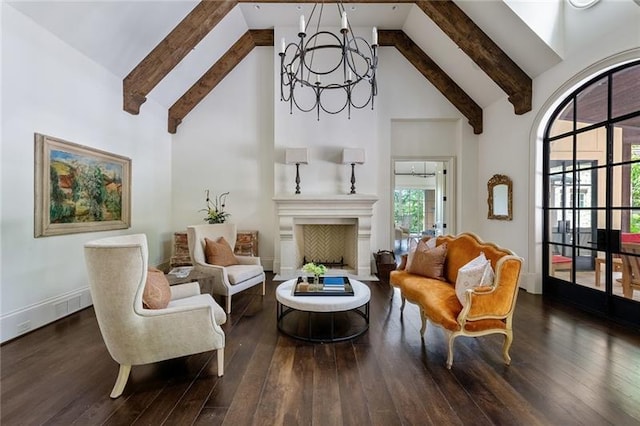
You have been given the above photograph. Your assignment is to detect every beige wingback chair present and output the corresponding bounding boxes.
[187,223,265,314]
[84,234,226,398]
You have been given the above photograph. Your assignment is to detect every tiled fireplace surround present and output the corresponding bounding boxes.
[273,194,378,279]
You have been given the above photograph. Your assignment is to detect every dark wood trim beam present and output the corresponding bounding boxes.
[379,30,482,134]
[123,0,237,115]
[168,30,274,134]
[416,0,531,115]
[249,29,274,46]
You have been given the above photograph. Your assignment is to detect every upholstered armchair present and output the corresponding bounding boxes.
[84,234,226,398]
[187,223,265,314]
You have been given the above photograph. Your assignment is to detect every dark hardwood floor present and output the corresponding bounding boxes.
[3,272,640,425]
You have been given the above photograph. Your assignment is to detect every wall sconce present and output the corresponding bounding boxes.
[285,148,309,194]
[342,148,365,194]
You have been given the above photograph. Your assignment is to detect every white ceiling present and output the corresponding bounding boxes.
[6,1,639,112]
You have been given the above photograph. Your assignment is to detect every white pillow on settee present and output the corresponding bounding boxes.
[455,252,494,305]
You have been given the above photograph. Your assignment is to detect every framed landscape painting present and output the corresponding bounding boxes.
[34,133,131,237]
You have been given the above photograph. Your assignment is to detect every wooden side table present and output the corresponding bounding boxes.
[170,232,192,268]
[235,230,258,257]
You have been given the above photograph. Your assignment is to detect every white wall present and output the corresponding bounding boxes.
[0,5,173,342]
[478,16,640,293]
[170,47,276,268]
[379,49,478,249]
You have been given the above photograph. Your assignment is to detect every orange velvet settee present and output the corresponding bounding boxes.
[389,232,523,368]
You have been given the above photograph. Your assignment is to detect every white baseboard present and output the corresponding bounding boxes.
[0,287,93,344]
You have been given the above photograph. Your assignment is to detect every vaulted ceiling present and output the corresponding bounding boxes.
[8,0,639,134]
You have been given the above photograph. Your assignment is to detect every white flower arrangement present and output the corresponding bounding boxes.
[302,262,327,277]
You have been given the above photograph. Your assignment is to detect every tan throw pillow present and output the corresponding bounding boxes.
[204,236,238,267]
[143,268,171,309]
[405,237,435,271]
[407,241,448,281]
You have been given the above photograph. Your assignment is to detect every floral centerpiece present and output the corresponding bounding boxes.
[302,262,327,282]
[200,189,230,224]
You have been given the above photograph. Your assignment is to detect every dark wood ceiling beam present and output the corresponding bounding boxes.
[415,0,531,115]
[379,30,482,134]
[123,0,237,115]
[168,29,274,134]
[237,0,414,2]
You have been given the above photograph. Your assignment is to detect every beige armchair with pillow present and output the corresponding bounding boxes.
[187,223,265,314]
[83,234,226,399]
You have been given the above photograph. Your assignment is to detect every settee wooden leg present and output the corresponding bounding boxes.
[446,332,456,369]
[262,281,266,296]
[110,364,131,398]
[217,349,224,376]
[502,331,513,365]
[420,309,427,337]
[226,296,232,314]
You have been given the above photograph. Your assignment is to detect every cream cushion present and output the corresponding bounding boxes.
[169,293,227,325]
[225,264,264,285]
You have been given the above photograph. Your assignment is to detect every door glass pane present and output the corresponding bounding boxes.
[549,244,574,281]
[575,209,596,252]
[616,242,639,301]
[576,76,608,128]
[576,128,606,169]
[611,162,639,208]
[575,249,603,291]
[548,172,572,208]
[548,209,573,248]
[549,101,574,138]
[575,169,594,209]
[591,166,607,208]
[612,63,640,119]
[612,116,640,166]
[549,136,573,161]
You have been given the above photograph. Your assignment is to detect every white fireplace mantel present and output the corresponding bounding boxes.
[273,194,378,279]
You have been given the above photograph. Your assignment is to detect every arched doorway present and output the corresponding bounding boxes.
[542,59,640,326]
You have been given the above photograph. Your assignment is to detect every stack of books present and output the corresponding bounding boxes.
[323,276,346,291]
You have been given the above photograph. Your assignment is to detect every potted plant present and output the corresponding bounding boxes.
[200,189,230,224]
[302,262,327,283]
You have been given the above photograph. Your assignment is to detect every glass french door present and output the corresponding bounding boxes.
[543,60,640,327]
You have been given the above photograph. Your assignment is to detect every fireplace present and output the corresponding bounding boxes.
[273,194,378,279]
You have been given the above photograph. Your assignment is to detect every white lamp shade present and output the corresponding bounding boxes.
[285,148,308,164]
[342,148,365,164]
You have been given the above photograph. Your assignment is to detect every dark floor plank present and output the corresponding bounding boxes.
[311,343,342,424]
[335,342,372,426]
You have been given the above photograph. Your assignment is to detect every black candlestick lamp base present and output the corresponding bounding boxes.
[295,163,301,194]
[350,163,356,194]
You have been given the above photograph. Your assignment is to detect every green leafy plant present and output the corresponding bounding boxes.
[302,262,327,278]
[201,189,230,224]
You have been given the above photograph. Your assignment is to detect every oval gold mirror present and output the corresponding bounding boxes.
[487,174,512,220]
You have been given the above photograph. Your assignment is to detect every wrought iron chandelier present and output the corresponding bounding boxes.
[279,1,378,120]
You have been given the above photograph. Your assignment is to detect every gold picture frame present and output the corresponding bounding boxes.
[34,133,131,237]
